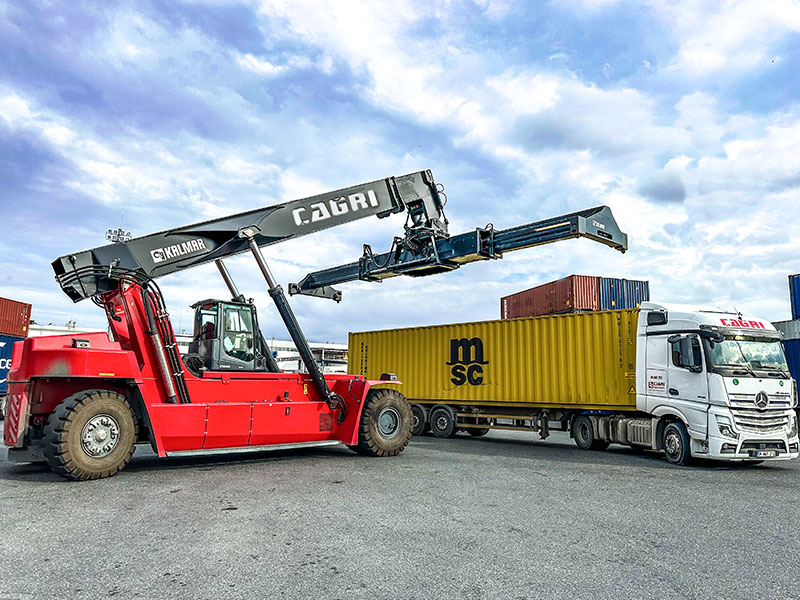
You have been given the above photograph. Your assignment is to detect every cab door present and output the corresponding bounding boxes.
[666,334,709,437]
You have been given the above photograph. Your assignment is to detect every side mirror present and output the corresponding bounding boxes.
[679,337,702,372]
[647,311,668,326]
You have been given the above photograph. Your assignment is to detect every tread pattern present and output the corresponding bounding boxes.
[43,389,138,481]
[354,388,412,457]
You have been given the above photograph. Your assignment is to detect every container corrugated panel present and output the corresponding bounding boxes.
[623,279,650,308]
[0,333,22,395]
[790,274,800,321]
[349,309,638,410]
[599,277,624,310]
[774,319,800,341]
[501,275,599,318]
[0,297,31,338]
[783,339,800,384]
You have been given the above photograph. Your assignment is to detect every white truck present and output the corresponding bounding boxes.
[350,301,799,465]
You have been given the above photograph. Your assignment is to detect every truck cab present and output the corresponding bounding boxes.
[637,302,799,462]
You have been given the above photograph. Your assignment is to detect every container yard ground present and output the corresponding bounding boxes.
[1,431,798,600]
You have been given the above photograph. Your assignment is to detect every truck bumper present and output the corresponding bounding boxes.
[706,434,799,461]
[706,407,799,461]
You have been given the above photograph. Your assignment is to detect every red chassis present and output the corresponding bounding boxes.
[4,284,405,474]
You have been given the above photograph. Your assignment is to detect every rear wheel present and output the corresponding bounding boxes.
[572,415,609,451]
[351,388,412,457]
[429,405,457,438]
[662,421,692,466]
[410,404,429,437]
[43,390,138,481]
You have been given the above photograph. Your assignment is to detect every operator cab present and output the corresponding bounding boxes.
[187,299,270,373]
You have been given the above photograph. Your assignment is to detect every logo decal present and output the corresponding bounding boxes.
[292,190,380,226]
[150,238,208,264]
[754,391,769,409]
[447,337,488,386]
[720,318,766,330]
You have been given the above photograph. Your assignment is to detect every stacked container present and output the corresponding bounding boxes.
[501,275,649,319]
[0,297,32,409]
[777,274,800,383]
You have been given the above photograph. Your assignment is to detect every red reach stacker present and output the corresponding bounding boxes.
[3,170,628,479]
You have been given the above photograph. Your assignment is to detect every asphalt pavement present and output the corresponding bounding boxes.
[1,430,798,600]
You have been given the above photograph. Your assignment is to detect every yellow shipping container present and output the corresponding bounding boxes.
[349,309,639,411]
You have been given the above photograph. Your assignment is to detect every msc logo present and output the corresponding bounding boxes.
[447,337,488,386]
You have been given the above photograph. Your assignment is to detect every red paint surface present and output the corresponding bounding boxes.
[4,284,373,458]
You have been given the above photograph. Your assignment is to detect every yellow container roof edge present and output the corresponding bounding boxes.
[349,307,641,337]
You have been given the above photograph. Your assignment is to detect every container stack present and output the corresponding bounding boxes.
[501,275,650,319]
[0,297,32,402]
[775,274,800,380]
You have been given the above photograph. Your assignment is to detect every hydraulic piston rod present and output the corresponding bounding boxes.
[239,227,343,417]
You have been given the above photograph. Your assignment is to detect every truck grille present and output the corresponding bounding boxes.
[731,408,789,433]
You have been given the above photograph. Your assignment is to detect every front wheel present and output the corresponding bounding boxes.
[350,388,412,457]
[662,421,692,466]
[43,390,138,480]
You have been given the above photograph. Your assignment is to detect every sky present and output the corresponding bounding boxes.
[1,0,800,342]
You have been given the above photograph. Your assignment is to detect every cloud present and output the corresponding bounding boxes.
[638,170,687,204]
[1,0,800,342]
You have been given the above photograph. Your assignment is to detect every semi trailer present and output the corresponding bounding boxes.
[3,169,629,479]
[349,302,799,465]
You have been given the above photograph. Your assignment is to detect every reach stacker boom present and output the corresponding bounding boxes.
[3,169,628,479]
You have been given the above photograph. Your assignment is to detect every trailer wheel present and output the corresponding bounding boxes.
[43,390,138,481]
[410,404,429,437]
[351,388,412,457]
[572,415,609,451]
[662,422,692,466]
[429,405,457,438]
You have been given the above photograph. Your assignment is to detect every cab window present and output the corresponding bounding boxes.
[222,306,255,362]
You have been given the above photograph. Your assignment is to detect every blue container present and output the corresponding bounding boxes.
[0,334,22,395]
[599,277,625,310]
[784,338,800,383]
[623,279,650,308]
[790,274,800,320]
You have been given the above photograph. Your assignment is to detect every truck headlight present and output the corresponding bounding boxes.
[715,415,739,439]
[789,413,798,438]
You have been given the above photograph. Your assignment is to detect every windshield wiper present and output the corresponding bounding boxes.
[713,362,758,377]
[759,364,791,378]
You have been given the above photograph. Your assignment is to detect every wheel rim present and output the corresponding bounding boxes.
[81,414,121,458]
[377,407,401,439]
[576,421,590,444]
[434,413,449,433]
[412,413,420,430]
[664,429,682,459]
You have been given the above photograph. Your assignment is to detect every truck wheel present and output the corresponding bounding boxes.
[429,405,457,438]
[572,415,609,451]
[43,390,138,481]
[410,404,429,436]
[351,388,412,457]
[662,422,692,466]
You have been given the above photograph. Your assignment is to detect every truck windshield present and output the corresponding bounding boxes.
[703,337,789,376]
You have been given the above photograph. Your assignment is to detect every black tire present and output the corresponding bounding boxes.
[43,390,138,480]
[429,405,457,438]
[410,404,429,437]
[662,421,692,466]
[468,428,490,437]
[572,415,609,450]
[350,388,412,457]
